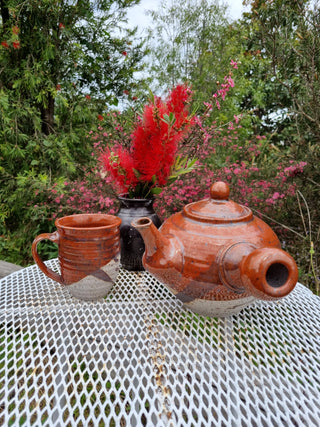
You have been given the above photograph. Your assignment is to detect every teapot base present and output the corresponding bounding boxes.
[183,295,256,318]
[161,280,257,317]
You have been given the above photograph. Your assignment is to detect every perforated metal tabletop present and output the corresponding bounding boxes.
[0,259,320,426]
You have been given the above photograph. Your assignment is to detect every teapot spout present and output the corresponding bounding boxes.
[240,247,298,300]
[131,217,182,269]
[131,217,165,257]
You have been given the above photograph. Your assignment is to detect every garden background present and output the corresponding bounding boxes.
[0,0,319,294]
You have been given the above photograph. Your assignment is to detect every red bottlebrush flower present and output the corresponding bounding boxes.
[123,90,129,95]
[166,84,193,129]
[99,84,195,198]
[85,95,91,100]
[59,23,65,29]
[122,51,127,56]
[12,26,19,35]
[97,115,104,121]
[56,84,61,91]
[12,40,20,49]
[1,41,9,49]
[100,145,138,193]
[130,100,167,183]
[131,84,194,186]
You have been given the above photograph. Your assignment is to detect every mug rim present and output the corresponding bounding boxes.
[55,213,121,230]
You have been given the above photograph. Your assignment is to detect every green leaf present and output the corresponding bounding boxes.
[148,89,155,104]
[151,187,163,195]
[133,168,141,178]
[161,112,176,126]
[167,156,198,185]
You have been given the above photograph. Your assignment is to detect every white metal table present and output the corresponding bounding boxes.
[0,259,320,426]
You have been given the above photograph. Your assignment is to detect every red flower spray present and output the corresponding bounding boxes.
[100,84,196,198]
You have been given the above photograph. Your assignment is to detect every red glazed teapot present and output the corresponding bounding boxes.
[132,181,298,317]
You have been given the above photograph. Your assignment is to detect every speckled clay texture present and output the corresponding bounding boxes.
[68,257,120,300]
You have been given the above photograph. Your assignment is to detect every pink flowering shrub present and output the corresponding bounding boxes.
[153,143,307,220]
[43,119,306,226]
[41,169,120,220]
[151,112,307,220]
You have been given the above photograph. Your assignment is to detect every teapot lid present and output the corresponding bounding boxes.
[183,181,253,224]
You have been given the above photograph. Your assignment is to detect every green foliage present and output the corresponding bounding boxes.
[0,0,148,265]
[146,0,229,96]
[144,0,267,129]
[167,156,198,184]
[239,0,320,291]
[0,0,144,101]
[241,0,320,145]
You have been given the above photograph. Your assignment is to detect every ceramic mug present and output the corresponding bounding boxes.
[32,214,121,300]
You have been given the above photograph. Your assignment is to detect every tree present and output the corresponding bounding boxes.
[0,0,148,263]
[241,0,320,146]
[0,0,145,134]
[145,0,229,99]
[240,0,320,290]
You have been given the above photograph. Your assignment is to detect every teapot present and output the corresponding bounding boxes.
[132,181,298,317]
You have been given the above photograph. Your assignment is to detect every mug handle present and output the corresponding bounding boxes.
[31,231,64,284]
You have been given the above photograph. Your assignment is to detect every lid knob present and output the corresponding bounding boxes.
[210,182,230,200]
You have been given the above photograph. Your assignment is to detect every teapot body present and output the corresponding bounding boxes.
[145,212,280,316]
[133,182,298,317]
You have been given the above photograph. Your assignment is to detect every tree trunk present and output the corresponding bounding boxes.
[0,1,10,32]
[41,93,55,135]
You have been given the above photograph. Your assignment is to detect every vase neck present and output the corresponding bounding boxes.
[118,195,154,209]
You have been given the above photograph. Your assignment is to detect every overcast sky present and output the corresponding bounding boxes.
[126,0,248,32]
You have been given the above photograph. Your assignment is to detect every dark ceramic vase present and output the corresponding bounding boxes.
[117,195,162,271]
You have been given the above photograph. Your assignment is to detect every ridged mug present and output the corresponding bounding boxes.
[32,214,121,300]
